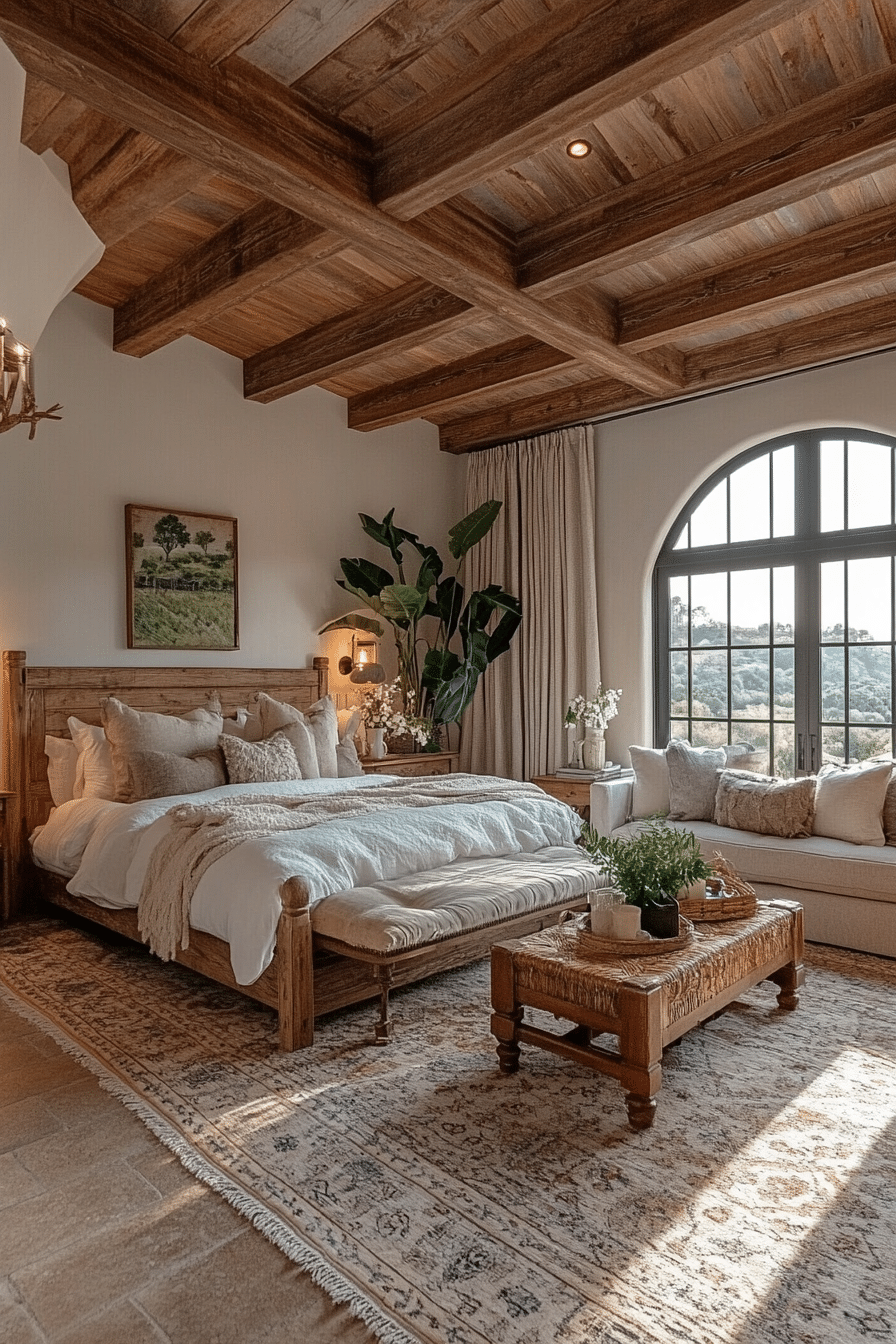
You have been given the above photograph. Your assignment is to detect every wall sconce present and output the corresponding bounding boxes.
[338,635,386,684]
[0,319,62,439]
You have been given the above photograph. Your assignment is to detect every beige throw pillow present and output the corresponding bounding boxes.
[256,692,339,778]
[714,769,815,838]
[813,760,892,847]
[666,740,727,820]
[127,747,227,801]
[883,767,896,845]
[220,732,301,784]
[100,695,224,803]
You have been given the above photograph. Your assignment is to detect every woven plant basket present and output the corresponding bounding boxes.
[677,854,758,922]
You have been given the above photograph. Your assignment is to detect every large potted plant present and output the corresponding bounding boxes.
[321,502,522,736]
[579,818,712,937]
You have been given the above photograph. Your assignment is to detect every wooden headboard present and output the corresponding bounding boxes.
[1,650,328,920]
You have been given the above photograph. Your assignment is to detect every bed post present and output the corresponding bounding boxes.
[2,651,26,922]
[277,876,314,1050]
[313,655,328,699]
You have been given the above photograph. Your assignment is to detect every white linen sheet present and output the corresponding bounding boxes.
[32,775,582,985]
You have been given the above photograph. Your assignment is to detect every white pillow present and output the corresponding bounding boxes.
[45,736,79,806]
[813,760,892,847]
[629,746,670,818]
[221,706,264,742]
[67,717,116,801]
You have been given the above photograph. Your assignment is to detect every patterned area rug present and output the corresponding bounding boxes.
[1,919,895,1344]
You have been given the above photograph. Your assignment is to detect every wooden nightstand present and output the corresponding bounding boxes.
[530,774,591,819]
[361,751,459,777]
[0,790,14,922]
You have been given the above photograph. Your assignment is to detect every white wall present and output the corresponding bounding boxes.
[596,349,896,763]
[0,294,465,687]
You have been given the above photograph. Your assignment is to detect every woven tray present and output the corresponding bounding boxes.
[677,891,757,922]
[679,856,758,921]
[560,912,696,959]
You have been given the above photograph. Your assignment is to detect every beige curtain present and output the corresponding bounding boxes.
[460,425,600,780]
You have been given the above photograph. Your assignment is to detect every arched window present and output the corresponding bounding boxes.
[654,429,896,776]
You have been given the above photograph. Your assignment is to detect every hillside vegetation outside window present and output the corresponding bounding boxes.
[654,430,896,777]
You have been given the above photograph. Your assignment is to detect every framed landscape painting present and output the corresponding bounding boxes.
[126,504,239,650]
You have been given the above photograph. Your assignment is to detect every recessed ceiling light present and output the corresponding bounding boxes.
[566,139,592,158]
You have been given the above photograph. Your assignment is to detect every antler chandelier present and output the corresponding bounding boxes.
[1,319,62,439]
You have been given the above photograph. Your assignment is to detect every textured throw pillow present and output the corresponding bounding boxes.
[45,735,80,806]
[67,717,116,801]
[127,747,227,801]
[714,769,816,838]
[220,732,301,784]
[629,745,670,818]
[666,740,727,821]
[813,760,892,847]
[100,695,223,803]
[257,692,339,778]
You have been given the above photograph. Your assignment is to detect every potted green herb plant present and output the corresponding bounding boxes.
[579,818,712,937]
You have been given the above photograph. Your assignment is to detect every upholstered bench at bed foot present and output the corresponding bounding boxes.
[310,848,610,1043]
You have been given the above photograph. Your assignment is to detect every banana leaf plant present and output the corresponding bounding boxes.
[321,501,522,727]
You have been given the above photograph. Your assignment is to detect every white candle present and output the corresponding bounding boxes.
[610,904,642,939]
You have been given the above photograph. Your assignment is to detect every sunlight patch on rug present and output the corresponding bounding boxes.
[1,921,895,1344]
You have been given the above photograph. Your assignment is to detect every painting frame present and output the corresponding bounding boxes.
[125,503,239,651]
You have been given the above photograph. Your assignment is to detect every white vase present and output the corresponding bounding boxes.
[582,727,606,770]
[368,727,388,761]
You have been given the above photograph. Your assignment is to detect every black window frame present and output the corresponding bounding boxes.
[653,427,896,771]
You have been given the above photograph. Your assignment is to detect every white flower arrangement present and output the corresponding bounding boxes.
[565,685,622,732]
[360,681,438,745]
[359,679,405,731]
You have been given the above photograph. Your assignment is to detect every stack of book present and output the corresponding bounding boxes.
[554,763,634,781]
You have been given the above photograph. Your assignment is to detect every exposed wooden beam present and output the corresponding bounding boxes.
[374,0,819,219]
[518,66,896,296]
[347,337,574,430]
[114,204,343,357]
[244,280,474,403]
[50,0,359,250]
[20,76,84,153]
[1,0,678,397]
[441,291,896,453]
[439,378,646,454]
[73,135,212,245]
[684,293,896,388]
[619,206,896,351]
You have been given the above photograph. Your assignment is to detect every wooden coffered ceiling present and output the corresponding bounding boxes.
[6,0,896,452]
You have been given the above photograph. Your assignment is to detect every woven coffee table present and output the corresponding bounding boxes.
[490,900,804,1130]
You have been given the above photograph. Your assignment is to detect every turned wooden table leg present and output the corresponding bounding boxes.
[618,981,664,1131]
[491,943,523,1073]
[769,960,803,1011]
[625,1093,658,1129]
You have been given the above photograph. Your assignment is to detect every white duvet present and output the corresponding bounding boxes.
[32,774,581,984]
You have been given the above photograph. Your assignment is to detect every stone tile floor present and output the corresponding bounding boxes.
[0,999,378,1343]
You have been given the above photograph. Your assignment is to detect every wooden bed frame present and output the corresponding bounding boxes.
[1,651,585,1051]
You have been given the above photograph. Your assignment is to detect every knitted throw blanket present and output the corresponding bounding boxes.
[137,775,544,961]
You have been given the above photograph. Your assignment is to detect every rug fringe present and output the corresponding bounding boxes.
[0,979,423,1344]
